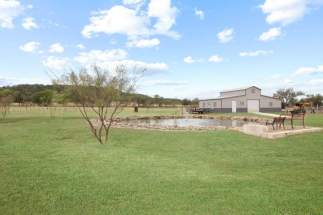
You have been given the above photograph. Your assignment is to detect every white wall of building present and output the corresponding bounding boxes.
[199,87,281,111]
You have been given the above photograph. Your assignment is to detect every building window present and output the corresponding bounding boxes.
[239,101,244,106]
[269,102,273,107]
[251,89,256,93]
[213,102,217,108]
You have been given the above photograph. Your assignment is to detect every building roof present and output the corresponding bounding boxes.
[200,86,261,101]
[199,95,246,101]
[220,86,261,93]
[199,93,281,102]
[199,86,281,102]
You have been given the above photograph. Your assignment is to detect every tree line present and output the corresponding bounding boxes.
[0,84,198,107]
[273,88,323,108]
[1,85,322,110]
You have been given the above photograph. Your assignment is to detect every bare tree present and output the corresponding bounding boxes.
[0,89,13,120]
[56,65,140,144]
[274,88,304,108]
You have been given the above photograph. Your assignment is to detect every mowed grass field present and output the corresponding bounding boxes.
[1,107,323,214]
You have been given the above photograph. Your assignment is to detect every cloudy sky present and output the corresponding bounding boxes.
[1,0,323,99]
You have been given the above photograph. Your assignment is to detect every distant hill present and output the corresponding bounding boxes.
[0,84,192,106]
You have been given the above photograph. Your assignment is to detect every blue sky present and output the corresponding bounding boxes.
[1,0,323,99]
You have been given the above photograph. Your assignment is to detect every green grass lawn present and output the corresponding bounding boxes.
[8,106,183,118]
[1,109,323,214]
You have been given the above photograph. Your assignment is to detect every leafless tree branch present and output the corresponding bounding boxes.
[54,65,142,144]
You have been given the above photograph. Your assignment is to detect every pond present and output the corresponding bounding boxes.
[132,118,248,128]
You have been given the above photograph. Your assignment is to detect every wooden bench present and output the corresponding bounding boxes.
[266,116,287,130]
[290,109,305,129]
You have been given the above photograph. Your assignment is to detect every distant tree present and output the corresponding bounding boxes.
[9,84,54,103]
[53,91,70,105]
[133,94,150,107]
[274,88,304,108]
[0,89,13,119]
[13,90,25,105]
[181,99,191,106]
[153,95,163,107]
[1,84,184,107]
[56,65,140,144]
[192,98,199,106]
[304,94,323,107]
[32,90,54,106]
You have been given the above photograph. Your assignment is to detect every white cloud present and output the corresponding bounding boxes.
[22,17,38,30]
[19,41,40,53]
[82,0,179,40]
[82,5,149,38]
[49,43,64,53]
[183,56,195,64]
[85,59,168,72]
[42,56,68,70]
[309,78,323,85]
[0,76,49,86]
[240,50,274,57]
[259,27,282,41]
[259,1,323,43]
[217,28,234,43]
[208,55,223,63]
[255,64,323,96]
[194,8,205,20]
[123,0,143,5]
[148,0,179,38]
[183,56,205,64]
[74,49,168,72]
[260,0,314,26]
[295,64,323,75]
[118,60,168,71]
[144,80,188,86]
[75,49,128,65]
[295,67,317,75]
[0,77,11,86]
[127,38,160,48]
[0,0,24,28]
[283,79,296,85]
[76,44,86,50]
[41,48,168,73]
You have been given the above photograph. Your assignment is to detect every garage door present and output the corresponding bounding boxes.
[247,100,259,113]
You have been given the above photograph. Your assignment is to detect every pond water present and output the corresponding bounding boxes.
[133,118,248,128]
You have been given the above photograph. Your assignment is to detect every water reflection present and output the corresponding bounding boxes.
[135,118,247,128]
